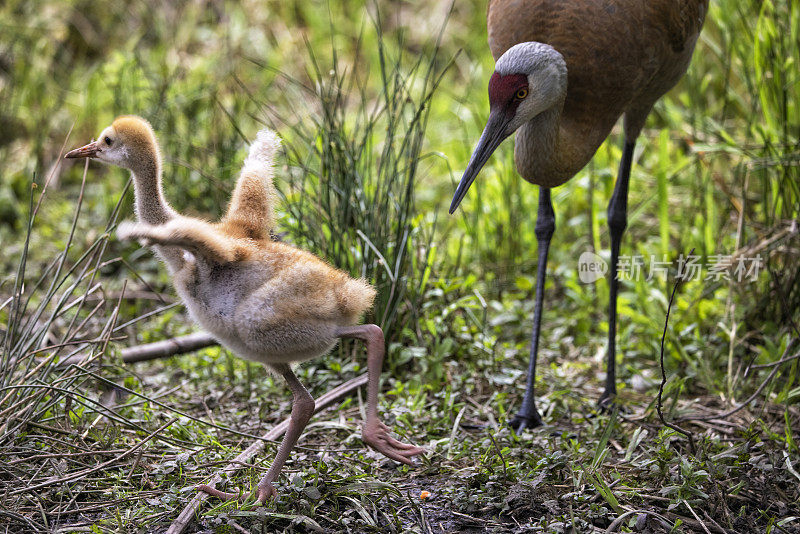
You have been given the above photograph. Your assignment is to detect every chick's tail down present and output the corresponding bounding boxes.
[337,278,377,324]
[224,128,282,239]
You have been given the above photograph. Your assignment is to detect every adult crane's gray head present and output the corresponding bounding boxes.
[449,42,567,214]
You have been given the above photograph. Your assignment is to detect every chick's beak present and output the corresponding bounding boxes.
[449,110,512,214]
[64,141,98,159]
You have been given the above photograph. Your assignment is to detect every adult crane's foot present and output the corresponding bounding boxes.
[597,392,616,413]
[197,482,277,504]
[362,420,425,465]
[596,393,630,419]
[510,409,543,433]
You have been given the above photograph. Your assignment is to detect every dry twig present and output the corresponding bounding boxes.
[656,249,696,454]
[119,332,217,363]
[58,331,218,367]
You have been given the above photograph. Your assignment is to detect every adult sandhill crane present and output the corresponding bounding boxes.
[65,116,424,502]
[449,1,708,430]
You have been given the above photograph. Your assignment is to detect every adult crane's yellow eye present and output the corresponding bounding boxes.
[516,88,528,99]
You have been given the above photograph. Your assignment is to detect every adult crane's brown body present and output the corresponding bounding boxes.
[450,0,708,430]
[488,0,708,186]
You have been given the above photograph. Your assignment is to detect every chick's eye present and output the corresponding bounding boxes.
[104,137,112,146]
[515,88,528,100]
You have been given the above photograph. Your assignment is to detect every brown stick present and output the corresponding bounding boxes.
[58,331,218,367]
[119,332,217,363]
[166,373,369,534]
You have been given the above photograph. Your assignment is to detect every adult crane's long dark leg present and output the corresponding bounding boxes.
[600,140,636,408]
[510,187,555,432]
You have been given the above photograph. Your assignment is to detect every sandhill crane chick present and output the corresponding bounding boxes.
[65,116,424,502]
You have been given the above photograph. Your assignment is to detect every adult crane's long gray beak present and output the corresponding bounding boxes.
[64,141,98,159]
[449,111,512,214]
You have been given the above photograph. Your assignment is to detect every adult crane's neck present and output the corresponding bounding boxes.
[496,42,574,188]
[514,104,573,188]
[129,150,176,225]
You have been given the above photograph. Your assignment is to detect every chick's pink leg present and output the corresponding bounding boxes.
[336,325,425,464]
[198,363,315,503]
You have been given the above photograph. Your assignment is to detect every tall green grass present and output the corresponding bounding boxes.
[253,12,452,341]
[0,160,127,443]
